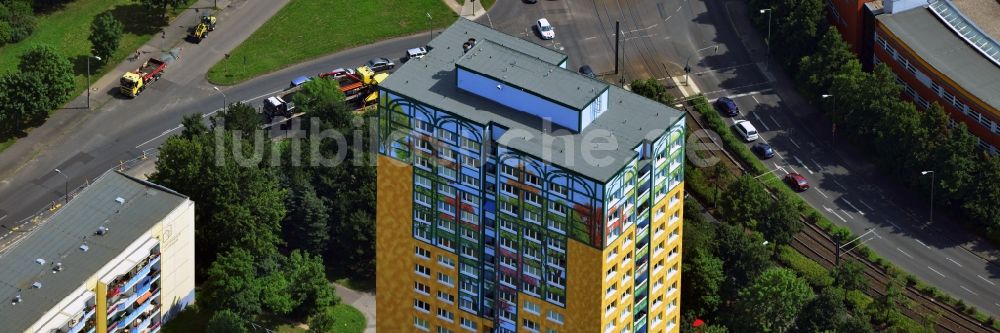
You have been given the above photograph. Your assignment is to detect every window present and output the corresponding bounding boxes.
[461,244,477,259]
[415,264,431,277]
[414,118,433,133]
[460,318,477,331]
[546,238,566,253]
[437,236,454,251]
[460,280,478,295]
[417,139,434,152]
[415,316,430,331]
[438,291,455,304]
[438,272,454,286]
[524,264,541,278]
[438,255,455,268]
[461,137,481,151]
[547,310,564,324]
[414,299,430,312]
[523,319,540,332]
[437,128,458,143]
[461,263,478,278]
[501,164,518,178]
[415,192,431,207]
[462,155,479,168]
[524,300,540,314]
[500,183,518,196]
[524,191,541,206]
[524,210,541,224]
[416,156,432,170]
[438,184,457,197]
[439,165,457,180]
[440,147,458,161]
[606,264,617,280]
[460,295,477,311]
[547,218,566,234]
[546,289,566,305]
[605,282,617,298]
[549,201,567,216]
[524,228,540,243]
[438,307,455,322]
[499,201,518,216]
[462,174,479,188]
[415,281,430,295]
[549,183,569,197]
[438,200,456,216]
[415,175,432,189]
[415,246,431,259]
[524,173,540,186]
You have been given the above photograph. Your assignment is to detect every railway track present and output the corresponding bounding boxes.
[683,104,996,332]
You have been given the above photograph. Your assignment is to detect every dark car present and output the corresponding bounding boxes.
[752,143,775,159]
[784,173,810,191]
[524,0,538,3]
[366,57,396,72]
[714,96,739,116]
[579,65,595,78]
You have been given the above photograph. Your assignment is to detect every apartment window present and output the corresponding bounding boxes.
[437,236,454,251]
[524,300,541,314]
[462,174,479,188]
[499,219,517,233]
[524,191,541,206]
[547,310,564,324]
[461,155,479,168]
[916,95,930,109]
[438,184,456,197]
[499,201,518,216]
[460,295,477,311]
[438,307,455,322]
[460,244,476,259]
[524,173,540,186]
[546,289,566,305]
[607,246,618,262]
[549,201,567,216]
[438,291,455,304]
[415,281,431,295]
[524,228,540,243]
[500,183,518,196]
[415,192,432,207]
[501,164,518,178]
[606,264,618,280]
[438,255,455,269]
[438,272,454,287]
[460,318,477,332]
[523,319,540,332]
[549,183,569,197]
[415,264,431,277]
[437,128,458,143]
[606,282,617,298]
[500,236,517,252]
[524,264,541,278]
[523,281,540,296]
[415,175,432,189]
[415,299,431,312]
[524,210,541,224]
[415,316,430,331]
[460,137,480,151]
[438,200,456,216]
[546,238,566,253]
[547,218,566,234]
[417,139,434,152]
[414,118,433,133]
[415,246,431,259]
[440,147,458,161]
[460,263,478,278]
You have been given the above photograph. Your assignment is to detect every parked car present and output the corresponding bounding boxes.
[784,173,810,191]
[714,96,739,116]
[290,76,311,87]
[752,143,775,159]
[406,47,429,60]
[733,120,759,142]
[525,0,538,3]
[366,57,396,72]
[318,67,355,80]
[579,65,595,78]
[537,18,555,39]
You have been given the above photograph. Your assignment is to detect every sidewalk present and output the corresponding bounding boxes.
[441,0,489,21]
[334,284,376,333]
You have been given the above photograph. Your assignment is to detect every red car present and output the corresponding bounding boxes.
[784,173,810,191]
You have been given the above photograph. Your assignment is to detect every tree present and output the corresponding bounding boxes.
[135,0,187,19]
[758,193,801,246]
[0,0,35,43]
[719,174,770,227]
[715,223,771,294]
[0,44,74,132]
[89,11,123,64]
[181,113,208,139]
[18,44,74,105]
[206,309,248,333]
[869,277,910,330]
[309,310,337,333]
[286,250,340,319]
[293,78,351,131]
[731,267,814,332]
[285,180,331,255]
[204,249,263,317]
[214,102,262,134]
[832,260,867,294]
[792,288,848,333]
[630,78,675,105]
[681,250,724,316]
[797,29,857,100]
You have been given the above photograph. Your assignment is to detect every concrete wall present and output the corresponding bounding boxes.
[376,154,419,332]
[158,199,196,322]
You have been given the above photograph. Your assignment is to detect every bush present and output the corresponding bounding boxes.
[844,289,873,312]
[776,245,833,287]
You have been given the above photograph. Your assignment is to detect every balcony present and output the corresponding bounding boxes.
[108,255,160,298]
[108,291,158,332]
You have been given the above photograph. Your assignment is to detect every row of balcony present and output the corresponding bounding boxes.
[107,254,160,298]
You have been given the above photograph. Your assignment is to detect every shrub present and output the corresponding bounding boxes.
[776,245,833,287]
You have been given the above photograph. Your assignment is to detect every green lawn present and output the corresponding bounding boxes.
[206,0,458,85]
[0,0,179,95]
[326,304,366,333]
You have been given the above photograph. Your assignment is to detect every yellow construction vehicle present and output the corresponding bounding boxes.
[120,58,166,98]
[189,15,217,43]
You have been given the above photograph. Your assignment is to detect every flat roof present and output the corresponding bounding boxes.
[0,171,189,332]
[455,40,608,110]
[879,8,1000,111]
[381,18,683,182]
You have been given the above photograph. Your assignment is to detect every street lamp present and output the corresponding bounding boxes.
[760,8,773,71]
[836,228,878,265]
[683,44,720,85]
[54,169,68,204]
[213,86,227,112]
[86,56,102,110]
[921,170,935,225]
[822,94,836,143]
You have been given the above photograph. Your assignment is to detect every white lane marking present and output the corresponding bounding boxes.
[961,285,978,296]
[0,214,6,222]
[788,137,802,149]
[769,115,782,128]
[726,90,763,99]
[946,257,963,267]
[815,188,829,198]
[792,156,814,174]
[582,36,597,41]
[664,15,672,22]
[842,199,865,215]
[752,113,770,131]
[888,221,901,228]
[978,275,996,286]
[823,205,847,222]
[831,179,848,190]
[693,63,758,76]
[927,265,946,278]
[809,158,823,172]
[858,199,875,211]
[840,209,855,220]
[135,125,184,148]
[676,6,682,12]
[896,247,914,259]
[916,239,932,249]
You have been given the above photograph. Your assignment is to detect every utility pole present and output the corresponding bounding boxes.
[921,171,935,225]
[86,56,102,110]
[54,169,68,204]
[760,9,773,71]
[614,21,620,75]
[836,228,877,266]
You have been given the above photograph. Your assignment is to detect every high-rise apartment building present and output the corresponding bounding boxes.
[376,19,685,333]
[0,171,195,333]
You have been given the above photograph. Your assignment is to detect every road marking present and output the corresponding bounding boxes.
[961,285,978,296]
[946,257,963,267]
[724,2,741,36]
[815,188,828,198]
[823,205,847,222]
[858,199,875,211]
[664,15,672,22]
[916,239,932,249]
[831,179,848,191]
[692,63,757,76]
[978,275,996,286]
[582,36,597,41]
[840,209,855,220]
[0,214,6,222]
[792,156,814,174]
[927,265,946,278]
[676,6,682,12]
[896,247,914,259]
[725,90,763,100]
[842,199,865,215]
[768,115,782,128]
[752,113,770,131]
[135,124,184,148]
[788,137,802,149]
[809,158,823,172]
[888,221,901,228]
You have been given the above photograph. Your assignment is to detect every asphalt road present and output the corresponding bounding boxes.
[485,0,1000,317]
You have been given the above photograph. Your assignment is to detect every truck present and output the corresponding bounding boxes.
[189,15,217,43]
[263,85,304,119]
[120,58,166,98]
[336,66,388,107]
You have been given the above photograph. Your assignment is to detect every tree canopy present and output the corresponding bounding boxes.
[89,11,123,64]
[732,267,814,332]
